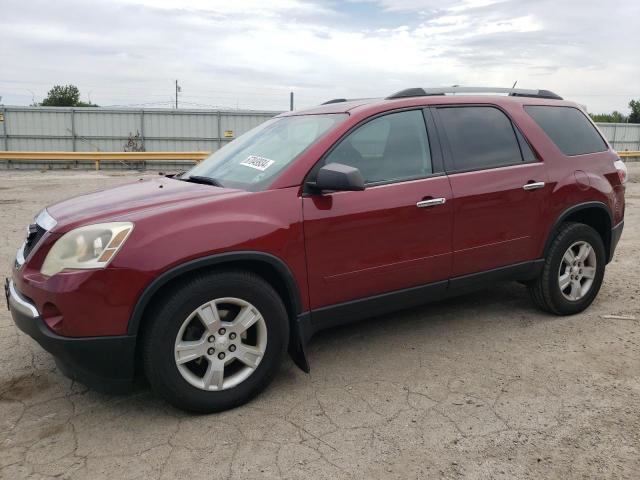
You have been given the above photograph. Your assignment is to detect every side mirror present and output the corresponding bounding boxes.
[308,163,365,193]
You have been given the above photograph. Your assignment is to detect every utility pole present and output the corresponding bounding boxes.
[175,80,181,109]
[289,91,294,111]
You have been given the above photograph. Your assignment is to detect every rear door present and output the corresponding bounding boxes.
[302,109,453,310]
[432,105,549,277]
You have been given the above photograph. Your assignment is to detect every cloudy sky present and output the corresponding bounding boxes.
[1,0,638,113]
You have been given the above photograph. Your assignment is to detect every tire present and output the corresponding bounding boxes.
[142,270,289,413]
[528,222,606,315]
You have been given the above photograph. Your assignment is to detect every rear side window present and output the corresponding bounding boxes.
[437,106,525,172]
[525,106,607,156]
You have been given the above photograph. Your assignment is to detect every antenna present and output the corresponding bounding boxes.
[512,81,518,88]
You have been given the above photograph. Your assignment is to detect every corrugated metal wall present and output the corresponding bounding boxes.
[0,106,638,152]
[0,106,280,152]
[594,123,640,152]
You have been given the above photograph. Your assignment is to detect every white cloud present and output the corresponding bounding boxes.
[0,0,638,113]
[112,0,333,16]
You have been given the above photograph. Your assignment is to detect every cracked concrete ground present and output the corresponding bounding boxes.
[0,166,639,479]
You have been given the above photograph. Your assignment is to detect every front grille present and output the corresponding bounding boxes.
[23,224,47,259]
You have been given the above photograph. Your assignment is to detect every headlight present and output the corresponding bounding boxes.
[41,222,134,276]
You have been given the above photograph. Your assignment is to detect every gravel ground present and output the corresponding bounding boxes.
[0,166,639,479]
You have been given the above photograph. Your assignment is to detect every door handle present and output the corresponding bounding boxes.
[416,198,446,208]
[522,181,545,191]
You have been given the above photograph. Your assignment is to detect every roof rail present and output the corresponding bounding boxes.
[320,97,378,105]
[386,87,563,100]
[321,98,349,105]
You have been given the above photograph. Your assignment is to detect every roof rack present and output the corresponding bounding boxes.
[322,98,349,105]
[386,87,563,101]
[320,97,378,105]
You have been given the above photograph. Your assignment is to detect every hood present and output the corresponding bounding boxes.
[47,177,245,231]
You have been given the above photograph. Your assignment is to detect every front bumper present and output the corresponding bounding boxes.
[6,279,136,392]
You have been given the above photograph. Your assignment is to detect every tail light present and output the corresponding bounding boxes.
[614,159,628,184]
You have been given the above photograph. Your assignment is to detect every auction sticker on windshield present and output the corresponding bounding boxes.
[240,155,275,171]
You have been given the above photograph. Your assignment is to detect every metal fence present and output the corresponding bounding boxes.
[0,106,280,152]
[593,123,640,152]
[0,106,639,153]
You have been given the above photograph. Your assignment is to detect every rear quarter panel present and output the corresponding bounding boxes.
[509,103,622,255]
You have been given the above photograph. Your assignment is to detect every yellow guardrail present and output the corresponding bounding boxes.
[618,151,640,157]
[0,151,211,170]
[0,150,637,171]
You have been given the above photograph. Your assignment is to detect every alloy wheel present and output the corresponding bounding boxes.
[174,297,267,391]
[558,240,597,301]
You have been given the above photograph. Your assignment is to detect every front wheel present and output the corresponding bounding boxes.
[142,270,289,413]
[529,222,606,315]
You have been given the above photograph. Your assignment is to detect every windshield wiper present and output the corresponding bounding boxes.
[163,171,186,178]
[181,175,224,187]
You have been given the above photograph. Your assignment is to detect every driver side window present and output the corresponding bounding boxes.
[324,110,432,185]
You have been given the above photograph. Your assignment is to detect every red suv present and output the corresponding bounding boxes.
[7,87,627,412]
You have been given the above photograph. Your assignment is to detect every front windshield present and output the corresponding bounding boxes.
[185,113,347,190]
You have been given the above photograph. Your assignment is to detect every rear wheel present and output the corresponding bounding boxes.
[529,222,605,315]
[142,270,289,413]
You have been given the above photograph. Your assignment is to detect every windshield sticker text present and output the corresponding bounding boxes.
[240,155,275,171]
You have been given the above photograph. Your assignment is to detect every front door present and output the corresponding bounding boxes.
[302,109,454,310]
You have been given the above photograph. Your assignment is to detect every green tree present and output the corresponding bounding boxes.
[629,99,640,124]
[590,111,628,123]
[39,85,97,107]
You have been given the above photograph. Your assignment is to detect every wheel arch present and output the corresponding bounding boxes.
[127,251,303,337]
[543,202,613,262]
